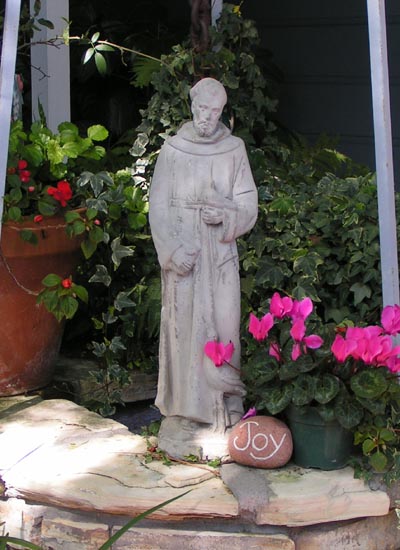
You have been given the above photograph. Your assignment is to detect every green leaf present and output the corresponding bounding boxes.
[114,291,135,311]
[362,438,376,454]
[334,397,364,429]
[87,125,109,142]
[268,196,295,215]
[37,288,59,312]
[58,121,79,141]
[109,336,126,353]
[262,385,293,415]
[20,229,38,245]
[73,284,89,303]
[314,374,340,404]
[350,369,388,399]
[129,133,149,157]
[279,361,300,381]
[350,282,371,305]
[369,451,388,472]
[47,139,65,165]
[127,212,147,229]
[0,535,42,549]
[132,57,162,88]
[38,18,54,29]
[379,428,396,442]
[38,199,58,217]
[293,252,324,277]
[7,206,22,221]
[94,52,107,75]
[81,238,98,259]
[91,32,100,43]
[111,237,134,268]
[71,220,86,235]
[88,225,104,244]
[62,141,81,158]
[96,44,115,52]
[83,47,95,64]
[291,374,315,406]
[60,296,79,319]
[89,264,112,287]
[42,274,62,287]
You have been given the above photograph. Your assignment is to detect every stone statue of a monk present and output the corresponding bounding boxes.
[149,78,258,459]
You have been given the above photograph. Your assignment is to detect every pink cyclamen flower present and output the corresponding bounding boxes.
[242,407,257,420]
[204,340,234,367]
[270,292,293,319]
[331,334,358,363]
[249,312,274,341]
[290,318,323,361]
[269,342,282,362]
[290,297,313,321]
[386,356,400,373]
[381,304,400,336]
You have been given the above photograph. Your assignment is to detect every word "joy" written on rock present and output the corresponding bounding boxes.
[228,416,293,469]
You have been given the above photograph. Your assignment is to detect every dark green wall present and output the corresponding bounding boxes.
[242,0,400,181]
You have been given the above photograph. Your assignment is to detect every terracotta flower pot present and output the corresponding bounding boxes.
[0,214,83,396]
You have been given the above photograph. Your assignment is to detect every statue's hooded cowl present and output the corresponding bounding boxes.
[149,121,258,427]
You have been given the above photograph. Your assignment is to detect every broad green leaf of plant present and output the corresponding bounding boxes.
[351,369,388,399]
[87,125,109,142]
[111,237,135,268]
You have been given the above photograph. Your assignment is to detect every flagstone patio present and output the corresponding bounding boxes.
[0,395,399,549]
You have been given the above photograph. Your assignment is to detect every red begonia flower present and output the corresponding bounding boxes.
[61,278,72,289]
[33,215,43,223]
[47,180,73,207]
[19,170,31,183]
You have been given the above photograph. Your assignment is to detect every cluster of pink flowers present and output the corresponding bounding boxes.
[331,304,400,373]
[204,294,400,384]
[249,292,324,362]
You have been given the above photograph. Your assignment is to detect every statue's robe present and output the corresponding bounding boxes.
[149,121,258,427]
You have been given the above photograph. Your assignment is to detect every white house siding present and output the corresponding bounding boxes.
[243,0,400,186]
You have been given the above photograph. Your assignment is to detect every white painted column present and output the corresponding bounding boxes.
[211,0,223,25]
[0,0,22,238]
[366,0,399,307]
[29,0,70,131]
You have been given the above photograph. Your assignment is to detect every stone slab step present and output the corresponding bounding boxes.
[0,396,395,531]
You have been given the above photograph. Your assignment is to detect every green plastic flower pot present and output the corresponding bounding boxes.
[286,405,353,470]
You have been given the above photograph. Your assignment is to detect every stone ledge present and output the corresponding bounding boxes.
[49,357,158,405]
[0,396,398,550]
[1,498,399,550]
[221,463,390,526]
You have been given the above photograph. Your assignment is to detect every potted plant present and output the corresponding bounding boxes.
[0,119,110,396]
[207,292,400,479]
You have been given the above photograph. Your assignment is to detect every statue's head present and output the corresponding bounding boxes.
[190,78,227,137]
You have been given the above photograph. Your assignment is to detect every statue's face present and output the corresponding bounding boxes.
[191,94,224,137]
